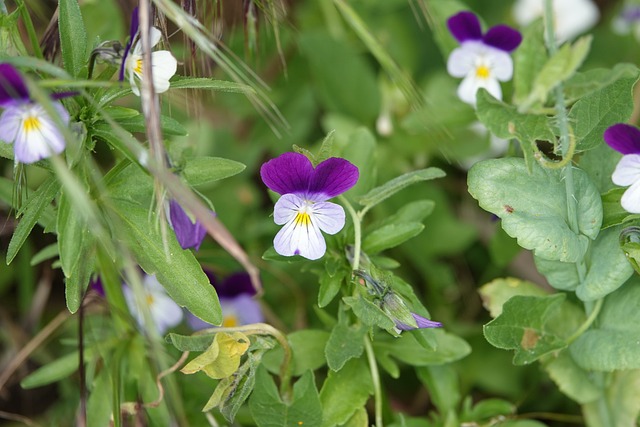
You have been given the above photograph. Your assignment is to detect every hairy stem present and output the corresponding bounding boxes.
[364,336,383,427]
[543,0,587,282]
[567,298,603,344]
[340,196,362,271]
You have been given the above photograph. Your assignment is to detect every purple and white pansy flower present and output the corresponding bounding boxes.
[0,63,71,164]
[513,0,599,43]
[167,199,209,251]
[604,123,640,213]
[446,11,522,106]
[260,152,359,260]
[123,273,184,335]
[119,8,177,96]
[188,271,264,330]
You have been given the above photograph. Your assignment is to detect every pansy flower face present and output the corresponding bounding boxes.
[0,63,70,164]
[260,152,359,260]
[513,0,599,42]
[604,123,640,213]
[119,8,177,96]
[446,11,522,106]
[612,4,640,40]
[123,274,183,334]
[168,199,209,251]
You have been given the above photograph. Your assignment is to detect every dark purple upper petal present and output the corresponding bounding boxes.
[447,11,482,43]
[483,25,522,52]
[604,123,640,155]
[119,7,140,81]
[51,91,79,100]
[217,272,255,297]
[260,152,314,196]
[169,200,208,251]
[307,157,359,201]
[0,63,29,104]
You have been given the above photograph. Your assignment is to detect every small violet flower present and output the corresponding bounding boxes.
[446,11,522,106]
[119,8,177,96]
[604,123,640,214]
[123,274,183,335]
[513,0,599,42]
[168,199,209,251]
[188,271,263,330]
[0,63,70,164]
[612,4,640,41]
[260,152,359,260]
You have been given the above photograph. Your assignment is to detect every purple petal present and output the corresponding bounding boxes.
[604,123,640,155]
[260,152,314,196]
[307,157,359,200]
[51,91,79,100]
[218,272,256,297]
[0,63,29,104]
[447,11,482,43]
[396,313,442,331]
[483,25,522,52]
[119,7,140,81]
[91,277,105,296]
[169,200,208,250]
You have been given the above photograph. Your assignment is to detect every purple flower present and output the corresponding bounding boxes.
[168,199,210,251]
[119,7,177,96]
[604,123,640,213]
[395,313,443,331]
[260,152,359,260]
[0,63,70,164]
[187,272,263,330]
[446,11,522,106]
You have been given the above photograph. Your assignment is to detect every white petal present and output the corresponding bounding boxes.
[512,0,599,42]
[150,292,184,334]
[612,154,640,187]
[447,45,476,78]
[513,0,543,26]
[486,50,513,81]
[621,180,640,214]
[12,103,67,164]
[310,201,345,235]
[151,50,177,93]
[0,106,22,144]
[273,193,304,225]
[273,213,326,260]
[149,27,163,49]
[457,74,502,105]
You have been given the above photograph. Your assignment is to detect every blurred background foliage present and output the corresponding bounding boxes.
[0,0,637,425]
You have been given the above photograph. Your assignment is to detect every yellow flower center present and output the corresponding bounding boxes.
[146,294,155,306]
[475,64,491,79]
[222,315,239,327]
[135,58,143,74]
[294,211,311,227]
[23,116,41,133]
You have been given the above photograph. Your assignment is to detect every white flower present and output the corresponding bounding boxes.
[513,0,600,42]
[447,41,514,105]
[123,274,183,334]
[124,27,177,96]
[0,101,68,164]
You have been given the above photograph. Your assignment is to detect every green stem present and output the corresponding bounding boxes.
[567,298,603,344]
[340,196,362,271]
[364,336,383,427]
[15,0,43,59]
[543,0,587,283]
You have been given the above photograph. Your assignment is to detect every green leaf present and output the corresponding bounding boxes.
[319,358,372,427]
[484,294,569,365]
[522,36,591,109]
[21,351,81,389]
[513,19,547,106]
[544,350,602,404]
[30,243,59,266]
[357,168,445,209]
[112,114,188,136]
[570,279,640,371]
[250,367,323,427]
[318,267,346,308]
[464,399,515,423]
[167,333,215,351]
[7,177,59,264]
[565,63,640,103]
[342,294,396,333]
[478,277,548,318]
[583,370,640,427]
[341,128,377,199]
[182,157,246,186]
[58,0,87,77]
[168,76,256,93]
[373,329,470,367]
[601,188,640,229]
[468,158,602,263]
[262,330,330,377]
[534,256,580,291]
[325,322,366,372]
[475,90,555,170]
[362,222,424,254]
[110,198,221,325]
[416,365,461,414]
[578,139,623,194]
[569,75,639,151]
